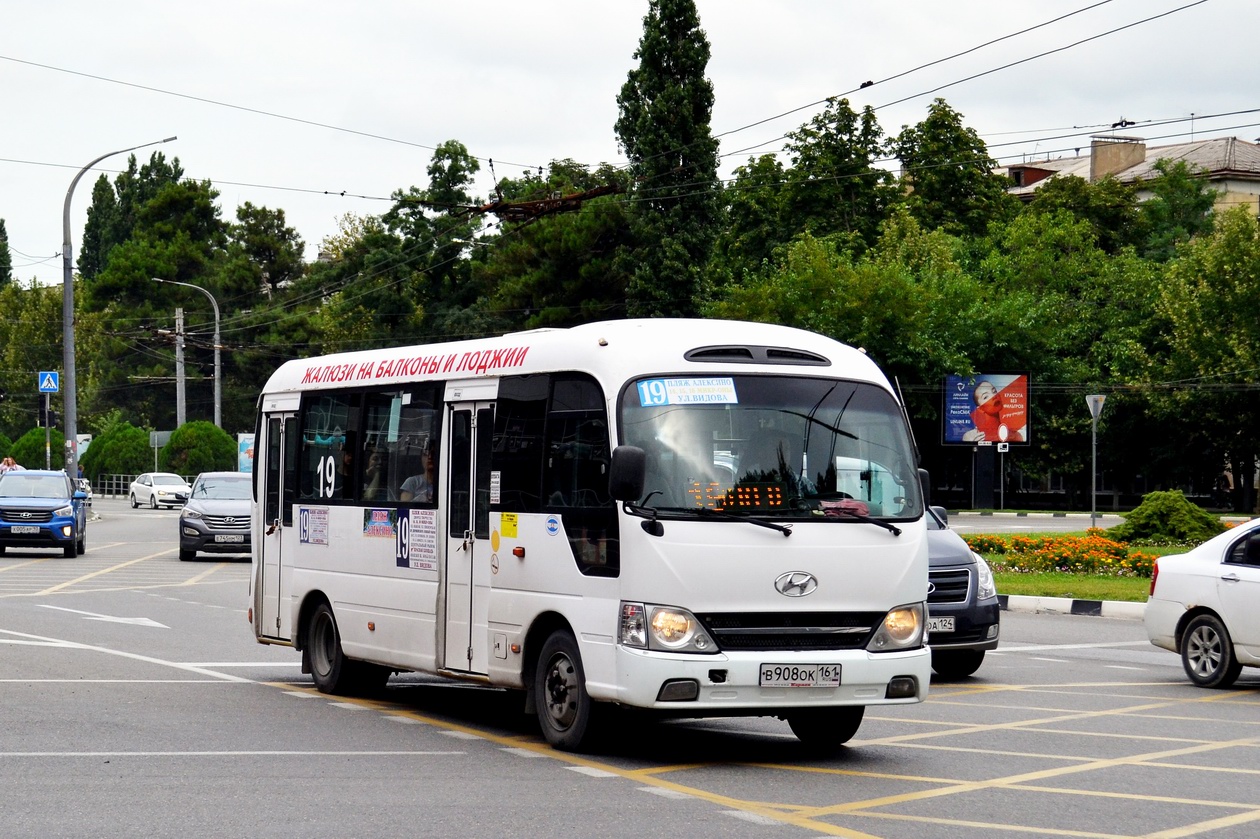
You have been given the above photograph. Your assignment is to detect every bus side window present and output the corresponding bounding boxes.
[543,375,618,577]
[297,392,360,502]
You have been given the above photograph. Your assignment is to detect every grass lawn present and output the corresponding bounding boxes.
[992,570,1150,602]
[974,528,1183,603]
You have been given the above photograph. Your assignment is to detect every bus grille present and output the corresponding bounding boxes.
[695,612,882,651]
[928,569,971,605]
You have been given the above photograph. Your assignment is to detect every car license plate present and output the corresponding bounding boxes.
[759,663,841,688]
[9,525,39,534]
[214,534,245,543]
[927,616,955,634]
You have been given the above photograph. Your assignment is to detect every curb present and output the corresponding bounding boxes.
[955,511,1107,519]
[999,594,1144,620]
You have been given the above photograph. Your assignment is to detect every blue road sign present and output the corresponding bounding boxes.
[38,371,60,393]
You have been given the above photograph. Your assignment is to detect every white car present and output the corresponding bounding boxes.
[1145,518,1260,688]
[129,472,192,509]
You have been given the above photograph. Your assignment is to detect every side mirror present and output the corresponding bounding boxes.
[931,505,949,525]
[917,467,931,509]
[608,446,646,502]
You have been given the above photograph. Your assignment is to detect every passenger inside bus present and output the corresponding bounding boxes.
[399,440,436,503]
[362,447,390,501]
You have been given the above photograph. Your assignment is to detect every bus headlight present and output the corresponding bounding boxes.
[866,602,925,652]
[620,602,719,654]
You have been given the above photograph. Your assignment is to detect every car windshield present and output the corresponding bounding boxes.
[0,474,70,499]
[620,374,922,520]
[191,477,251,500]
[154,476,187,486]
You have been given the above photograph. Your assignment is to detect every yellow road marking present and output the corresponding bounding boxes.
[34,550,171,595]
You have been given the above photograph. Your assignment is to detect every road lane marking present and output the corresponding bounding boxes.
[0,627,251,682]
[33,550,168,595]
[39,605,168,628]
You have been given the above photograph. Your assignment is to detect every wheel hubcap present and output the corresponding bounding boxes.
[543,653,578,730]
[1188,626,1222,676]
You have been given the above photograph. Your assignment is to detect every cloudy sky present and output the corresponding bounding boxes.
[3,0,1256,286]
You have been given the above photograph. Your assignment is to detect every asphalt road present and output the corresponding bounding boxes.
[2,498,1258,839]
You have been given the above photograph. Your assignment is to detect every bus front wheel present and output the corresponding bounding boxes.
[535,631,599,751]
[307,602,352,695]
[785,706,865,752]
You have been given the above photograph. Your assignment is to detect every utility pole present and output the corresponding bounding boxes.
[175,308,186,427]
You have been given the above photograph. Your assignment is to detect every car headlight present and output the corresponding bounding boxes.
[182,508,203,520]
[867,602,925,652]
[54,505,74,517]
[620,602,719,654]
[975,554,997,600]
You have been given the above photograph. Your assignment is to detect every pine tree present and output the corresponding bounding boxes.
[614,0,719,317]
[0,219,12,287]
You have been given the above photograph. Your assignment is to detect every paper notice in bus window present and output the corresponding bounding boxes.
[299,506,329,545]
[490,471,501,505]
[363,508,397,538]
[636,378,738,407]
[397,508,438,571]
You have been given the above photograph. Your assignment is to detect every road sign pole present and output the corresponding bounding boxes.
[44,393,51,469]
[1086,395,1107,529]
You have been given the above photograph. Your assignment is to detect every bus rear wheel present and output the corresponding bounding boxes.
[307,602,353,695]
[535,631,599,751]
[785,706,865,752]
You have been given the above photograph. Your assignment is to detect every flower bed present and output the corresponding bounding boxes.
[964,528,1160,578]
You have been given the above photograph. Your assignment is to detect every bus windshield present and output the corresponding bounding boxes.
[620,375,921,520]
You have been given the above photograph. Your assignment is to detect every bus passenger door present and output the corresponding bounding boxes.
[259,412,297,642]
[443,401,494,674]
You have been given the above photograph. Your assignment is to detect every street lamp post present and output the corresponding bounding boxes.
[62,137,176,479]
[153,278,220,427]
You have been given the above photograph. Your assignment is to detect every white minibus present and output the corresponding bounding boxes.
[250,319,930,751]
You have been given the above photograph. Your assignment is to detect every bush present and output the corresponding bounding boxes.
[1109,489,1225,544]
[80,420,152,479]
[8,427,65,470]
[159,421,235,475]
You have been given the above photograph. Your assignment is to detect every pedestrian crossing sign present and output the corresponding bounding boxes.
[38,371,60,393]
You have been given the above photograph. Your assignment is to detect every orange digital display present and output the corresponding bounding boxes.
[688,481,784,511]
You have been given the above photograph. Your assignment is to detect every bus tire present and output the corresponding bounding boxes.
[307,601,353,695]
[535,631,599,751]
[785,706,864,751]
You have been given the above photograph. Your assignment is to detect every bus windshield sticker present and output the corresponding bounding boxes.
[636,378,738,407]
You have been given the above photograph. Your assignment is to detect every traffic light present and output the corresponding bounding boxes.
[49,410,60,429]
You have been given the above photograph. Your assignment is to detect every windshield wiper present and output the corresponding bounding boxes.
[693,507,792,537]
[821,505,902,536]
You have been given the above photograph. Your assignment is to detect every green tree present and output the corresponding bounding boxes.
[615,0,720,317]
[781,97,893,249]
[159,420,236,474]
[1156,206,1260,511]
[79,413,152,479]
[79,153,185,280]
[1027,175,1142,254]
[0,281,65,439]
[892,99,1018,237]
[1140,159,1218,261]
[475,161,633,329]
[709,154,788,287]
[0,218,12,286]
[10,427,64,470]
[221,202,306,299]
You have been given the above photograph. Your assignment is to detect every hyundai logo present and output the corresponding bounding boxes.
[223,517,236,525]
[18,512,32,519]
[927,581,936,595]
[774,571,818,597]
